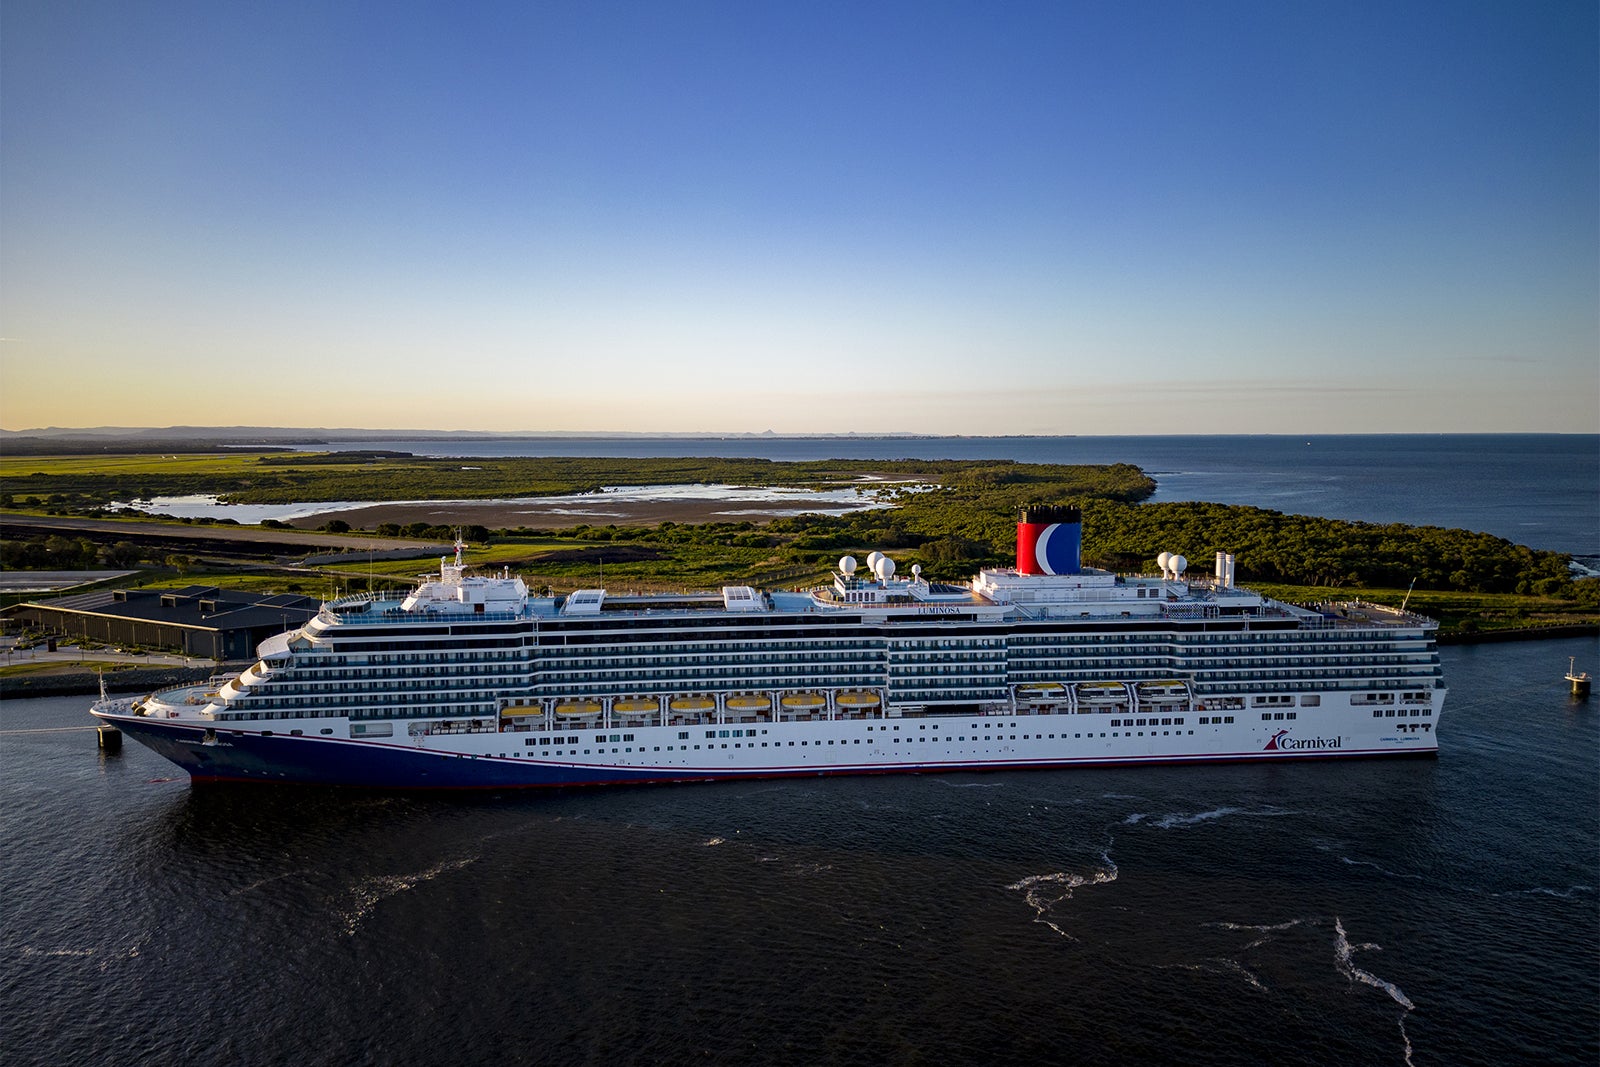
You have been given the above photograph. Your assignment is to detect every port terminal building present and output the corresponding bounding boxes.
[5,586,320,660]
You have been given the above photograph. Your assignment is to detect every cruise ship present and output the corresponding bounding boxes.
[91,507,1445,788]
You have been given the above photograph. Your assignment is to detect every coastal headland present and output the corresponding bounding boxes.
[2,449,1595,651]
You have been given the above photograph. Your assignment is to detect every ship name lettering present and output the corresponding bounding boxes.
[1281,735,1342,750]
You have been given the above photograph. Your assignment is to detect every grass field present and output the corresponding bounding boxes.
[0,453,321,478]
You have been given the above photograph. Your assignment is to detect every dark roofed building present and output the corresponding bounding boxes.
[6,586,321,660]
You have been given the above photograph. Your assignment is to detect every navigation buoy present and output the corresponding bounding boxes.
[1567,658,1591,698]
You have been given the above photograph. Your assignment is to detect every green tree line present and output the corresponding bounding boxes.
[539,494,1588,601]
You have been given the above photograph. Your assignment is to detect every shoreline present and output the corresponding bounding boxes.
[1435,622,1600,645]
[0,664,234,700]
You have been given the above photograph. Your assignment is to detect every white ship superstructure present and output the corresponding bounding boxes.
[93,510,1446,788]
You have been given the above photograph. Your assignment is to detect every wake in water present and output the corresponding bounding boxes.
[341,857,476,935]
[1006,801,1423,1062]
[787,862,834,877]
[1340,856,1426,881]
[1494,884,1597,899]
[1005,838,1120,942]
[1165,957,1269,992]
[1204,917,1308,951]
[18,932,148,975]
[1163,918,1314,994]
[1334,916,1416,1066]
[1007,803,1297,946]
[1333,916,1415,1010]
[1124,804,1297,830]
[1188,915,1419,1063]
[228,870,303,897]
[1338,850,1596,902]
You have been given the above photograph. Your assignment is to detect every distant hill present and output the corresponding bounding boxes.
[0,425,500,441]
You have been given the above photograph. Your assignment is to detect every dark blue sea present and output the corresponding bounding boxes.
[3,436,1597,1065]
[2,639,1596,1066]
[317,434,1599,555]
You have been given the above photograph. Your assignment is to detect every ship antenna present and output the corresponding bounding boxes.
[454,530,466,567]
[1400,577,1416,614]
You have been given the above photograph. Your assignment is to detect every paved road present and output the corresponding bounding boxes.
[0,637,207,669]
[0,513,443,552]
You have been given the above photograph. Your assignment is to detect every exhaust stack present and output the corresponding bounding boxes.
[1016,505,1082,576]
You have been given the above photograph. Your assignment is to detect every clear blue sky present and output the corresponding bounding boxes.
[3,1,1595,434]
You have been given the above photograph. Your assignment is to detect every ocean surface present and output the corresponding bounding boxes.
[2,638,1596,1066]
[312,434,1599,555]
[3,436,1597,1065]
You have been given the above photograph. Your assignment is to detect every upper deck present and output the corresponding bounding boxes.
[311,572,1433,635]
[303,516,1435,639]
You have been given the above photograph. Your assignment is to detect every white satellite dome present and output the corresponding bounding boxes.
[874,556,896,580]
[911,563,922,577]
[840,556,858,575]
[1157,551,1172,572]
[1172,554,1187,574]
[866,551,884,571]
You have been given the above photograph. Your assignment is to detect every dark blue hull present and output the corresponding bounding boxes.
[97,713,1433,791]
[101,715,676,789]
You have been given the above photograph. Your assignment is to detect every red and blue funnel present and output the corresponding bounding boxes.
[1016,505,1081,575]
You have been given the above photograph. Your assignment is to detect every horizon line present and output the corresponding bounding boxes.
[3,426,1596,440]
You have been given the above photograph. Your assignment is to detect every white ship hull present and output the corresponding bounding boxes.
[94,687,1439,788]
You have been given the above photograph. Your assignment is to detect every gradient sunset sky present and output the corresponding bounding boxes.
[3,1,1595,435]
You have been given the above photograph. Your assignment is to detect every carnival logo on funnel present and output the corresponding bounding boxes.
[1015,505,1083,576]
[1021,523,1081,575]
[1263,729,1342,751]
[1031,524,1060,574]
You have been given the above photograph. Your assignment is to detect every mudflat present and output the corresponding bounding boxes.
[287,497,853,530]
